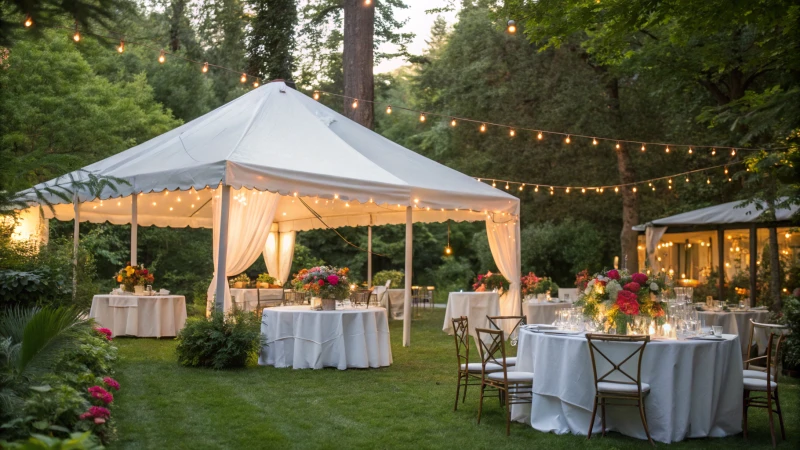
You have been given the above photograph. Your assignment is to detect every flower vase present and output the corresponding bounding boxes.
[310,297,322,310]
[134,285,144,295]
[321,298,336,311]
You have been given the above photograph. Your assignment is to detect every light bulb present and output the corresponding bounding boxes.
[592,138,598,145]
[633,187,637,193]
[505,183,510,190]
[352,99,358,109]
[507,20,516,34]
[253,80,259,88]
[615,142,620,149]
[534,186,539,192]
[731,148,736,156]
[724,167,728,174]
[386,105,392,114]
[419,113,426,122]
[202,62,209,73]
[450,118,457,127]
[711,148,716,156]
[73,31,81,42]
[707,178,711,184]
[240,73,247,83]
[365,0,372,5]
[537,131,543,140]
[158,51,165,63]
[492,181,497,187]
[519,184,524,191]
[445,246,452,255]
[581,188,586,194]
[480,123,487,133]
[509,129,515,137]
[24,16,33,27]
[565,135,571,144]
[566,187,570,193]
[665,146,670,153]
[614,187,619,193]
[686,177,690,182]
[688,147,693,154]
[641,144,646,152]
[117,40,124,53]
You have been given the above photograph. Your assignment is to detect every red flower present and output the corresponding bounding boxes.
[631,273,648,285]
[318,279,325,287]
[616,290,640,315]
[623,282,641,293]
[88,386,114,404]
[141,269,148,275]
[80,405,111,423]
[327,275,339,285]
[606,269,620,280]
[103,377,120,391]
[95,327,113,341]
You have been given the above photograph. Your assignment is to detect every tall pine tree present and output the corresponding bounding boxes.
[247,0,298,81]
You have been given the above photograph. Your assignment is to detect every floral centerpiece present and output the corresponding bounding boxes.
[115,263,154,293]
[473,271,509,293]
[257,273,278,288]
[292,266,351,310]
[521,272,560,297]
[575,269,669,333]
[231,273,250,288]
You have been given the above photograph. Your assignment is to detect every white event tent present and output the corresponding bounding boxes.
[16,81,521,346]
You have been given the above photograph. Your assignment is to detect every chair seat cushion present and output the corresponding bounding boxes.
[461,362,503,373]
[503,357,517,366]
[487,371,534,383]
[744,377,778,391]
[743,369,768,380]
[597,381,650,394]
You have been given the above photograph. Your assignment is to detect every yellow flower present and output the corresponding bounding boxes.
[125,266,135,276]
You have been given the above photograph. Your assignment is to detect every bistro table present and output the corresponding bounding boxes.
[511,329,743,443]
[524,300,570,325]
[698,309,770,356]
[258,305,392,370]
[229,288,284,311]
[89,294,187,337]
[442,292,500,340]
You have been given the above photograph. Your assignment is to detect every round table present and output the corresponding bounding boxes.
[442,292,500,338]
[258,306,392,370]
[524,301,570,326]
[89,294,187,337]
[511,329,743,443]
[698,310,770,356]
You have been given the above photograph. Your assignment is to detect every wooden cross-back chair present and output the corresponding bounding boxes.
[254,287,283,317]
[350,289,373,308]
[585,333,654,446]
[475,327,533,436]
[743,327,788,448]
[283,290,306,306]
[487,315,526,367]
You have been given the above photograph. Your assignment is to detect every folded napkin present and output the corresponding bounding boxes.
[108,297,138,307]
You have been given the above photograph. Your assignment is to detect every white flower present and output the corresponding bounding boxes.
[606,280,622,300]
[650,282,659,292]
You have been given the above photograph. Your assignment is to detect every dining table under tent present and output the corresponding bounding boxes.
[14,80,521,346]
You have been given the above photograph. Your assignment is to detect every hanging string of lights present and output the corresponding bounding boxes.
[474,161,745,195]
[311,90,780,155]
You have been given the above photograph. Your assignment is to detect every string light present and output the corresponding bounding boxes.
[117,40,124,53]
[253,79,260,88]
[509,129,516,137]
[614,187,619,193]
[24,16,33,27]
[711,148,716,156]
[492,180,497,187]
[386,105,392,114]
[686,176,690,182]
[641,144,646,152]
[707,178,711,184]
[537,131,543,140]
[724,167,729,175]
[240,73,247,83]
[566,187,570,193]
[507,20,517,34]
[615,142,620,149]
[450,118,457,127]
[419,112,426,122]
[202,62,209,73]
[505,183,510,190]
[688,147,693,154]
[581,188,586,194]
[73,24,80,42]
[444,221,452,255]
[592,138,598,145]
[632,187,637,193]
[565,135,571,144]
[665,146,670,153]
[519,184,524,191]
[351,99,358,109]
[365,0,372,5]
[731,148,736,156]
[158,50,165,63]
[534,185,539,192]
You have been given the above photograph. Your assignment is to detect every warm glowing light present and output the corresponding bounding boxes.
[665,146,670,153]
[492,181,497,187]
[786,232,791,239]
[632,187,637,193]
[566,187,570,194]
[565,135,571,144]
[385,105,392,114]
[334,194,339,199]
[507,20,516,34]
[364,0,371,5]
[24,16,33,27]
[724,167,728,174]
[581,188,586,194]
[592,138,598,145]
[537,131,543,140]
[351,99,358,109]
[419,113,426,122]
[480,123,487,133]
[505,183,510,190]
[240,73,247,83]
[169,207,173,211]
[509,129,515,137]
[534,186,539,192]
[731,149,736,156]
[688,147,693,154]
[414,198,419,204]
[445,246,452,255]
[615,142,620,149]
[253,80,259,88]
[519,184,524,191]
[152,202,157,206]
[641,144,646,152]
[711,148,716,156]
[707,178,711,184]
[191,204,195,208]
[117,40,125,53]
[73,31,81,42]
[202,62,209,73]
[158,51,165,63]
[614,187,619,193]
[450,118,457,127]
[685,177,690,182]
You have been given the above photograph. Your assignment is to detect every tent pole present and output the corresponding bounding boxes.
[367,223,373,288]
[72,193,80,301]
[403,206,412,347]
[717,228,725,301]
[214,185,231,312]
[131,193,138,266]
[516,219,522,316]
[749,225,757,307]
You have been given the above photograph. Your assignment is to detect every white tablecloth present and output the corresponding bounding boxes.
[258,306,392,370]
[524,301,570,325]
[699,310,770,356]
[442,292,500,338]
[89,294,187,337]
[511,330,743,443]
[229,288,284,311]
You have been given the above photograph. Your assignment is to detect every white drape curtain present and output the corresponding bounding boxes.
[263,231,296,284]
[207,188,281,313]
[645,226,668,271]
[485,217,522,335]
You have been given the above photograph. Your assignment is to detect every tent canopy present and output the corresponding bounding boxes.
[632,198,798,231]
[18,81,519,229]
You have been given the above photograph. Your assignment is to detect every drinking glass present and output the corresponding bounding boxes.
[562,293,570,303]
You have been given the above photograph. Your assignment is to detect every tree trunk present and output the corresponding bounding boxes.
[605,77,639,271]
[170,0,187,52]
[768,227,782,311]
[343,0,374,129]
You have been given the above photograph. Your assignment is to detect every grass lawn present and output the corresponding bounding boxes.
[110,309,799,449]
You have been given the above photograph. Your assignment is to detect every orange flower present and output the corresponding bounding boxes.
[116,275,123,282]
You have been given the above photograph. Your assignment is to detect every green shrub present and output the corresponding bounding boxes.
[372,270,404,288]
[1,431,103,449]
[176,309,264,369]
[781,296,800,370]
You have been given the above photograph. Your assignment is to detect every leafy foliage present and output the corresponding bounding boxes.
[372,269,404,288]
[175,309,264,369]
[781,296,800,370]
[1,431,103,449]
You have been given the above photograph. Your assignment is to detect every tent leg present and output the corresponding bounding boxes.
[214,185,231,312]
[403,206,412,347]
[72,194,80,301]
[749,225,757,307]
[516,219,522,316]
[131,193,138,266]
[717,228,725,301]
[367,225,373,288]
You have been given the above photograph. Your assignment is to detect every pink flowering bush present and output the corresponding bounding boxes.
[103,377,120,391]
[95,327,113,341]
[80,406,111,424]
[88,386,113,404]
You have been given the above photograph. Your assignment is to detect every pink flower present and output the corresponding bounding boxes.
[631,273,648,285]
[327,275,339,285]
[95,327,113,341]
[103,377,120,391]
[606,269,620,280]
[80,406,111,421]
[616,290,640,315]
[623,282,641,293]
[477,274,484,282]
[88,386,114,404]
